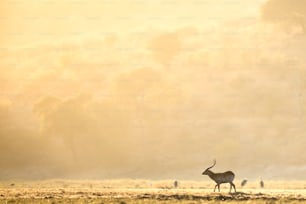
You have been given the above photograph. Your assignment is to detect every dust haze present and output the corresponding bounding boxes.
[0,0,306,180]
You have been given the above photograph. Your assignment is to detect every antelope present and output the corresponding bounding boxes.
[202,160,236,193]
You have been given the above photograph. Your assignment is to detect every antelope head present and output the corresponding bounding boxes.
[202,159,216,175]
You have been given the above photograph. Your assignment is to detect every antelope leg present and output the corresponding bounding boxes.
[231,182,236,192]
[214,184,218,192]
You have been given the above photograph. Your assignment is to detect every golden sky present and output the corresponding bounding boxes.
[0,0,306,180]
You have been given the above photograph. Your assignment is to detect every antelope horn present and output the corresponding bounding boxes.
[207,159,216,170]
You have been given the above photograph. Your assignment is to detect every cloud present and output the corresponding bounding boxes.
[0,17,306,179]
[261,0,306,33]
[148,32,182,65]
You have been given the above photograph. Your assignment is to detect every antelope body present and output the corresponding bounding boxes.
[202,160,236,193]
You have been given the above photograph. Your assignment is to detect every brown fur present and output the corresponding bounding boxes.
[202,160,236,193]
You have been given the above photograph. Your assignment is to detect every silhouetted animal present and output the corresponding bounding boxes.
[202,160,236,193]
[260,179,264,188]
[241,179,248,187]
[174,180,178,188]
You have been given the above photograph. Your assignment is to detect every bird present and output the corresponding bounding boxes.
[241,179,248,187]
[174,180,178,188]
[260,178,264,188]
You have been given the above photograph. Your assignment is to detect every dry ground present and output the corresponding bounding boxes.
[1,180,306,203]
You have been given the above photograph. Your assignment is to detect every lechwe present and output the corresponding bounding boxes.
[202,160,236,193]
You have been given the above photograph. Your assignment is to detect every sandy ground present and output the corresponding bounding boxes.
[1,180,306,203]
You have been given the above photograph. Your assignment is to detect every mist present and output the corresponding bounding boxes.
[0,0,305,180]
